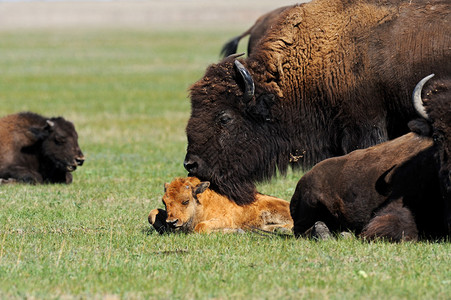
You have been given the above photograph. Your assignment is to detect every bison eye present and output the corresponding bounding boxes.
[216,111,233,126]
[182,200,190,205]
[54,137,66,145]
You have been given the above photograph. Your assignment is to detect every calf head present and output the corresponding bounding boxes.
[30,117,85,172]
[162,177,210,232]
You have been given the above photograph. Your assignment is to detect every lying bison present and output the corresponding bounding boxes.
[0,112,85,184]
[362,75,451,240]
[220,6,290,57]
[148,177,292,234]
[184,0,451,205]
[290,75,450,241]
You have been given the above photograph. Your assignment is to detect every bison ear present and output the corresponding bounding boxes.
[194,181,210,197]
[375,165,397,197]
[247,93,275,122]
[408,119,431,137]
[28,121,53,141]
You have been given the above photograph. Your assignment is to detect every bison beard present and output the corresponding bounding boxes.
[185,0,451,205]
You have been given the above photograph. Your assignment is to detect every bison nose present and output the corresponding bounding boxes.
[75,156,85,166]
[184,154,198,174]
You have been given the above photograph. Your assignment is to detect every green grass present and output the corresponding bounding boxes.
[0,28,450,299]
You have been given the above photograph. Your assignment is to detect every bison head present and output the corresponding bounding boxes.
[413,74,451,195]
[162,177,210,232]
[184,56,291,205]
[30,117,85,173]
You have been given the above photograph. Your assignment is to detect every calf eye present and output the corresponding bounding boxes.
[182,200,189,205]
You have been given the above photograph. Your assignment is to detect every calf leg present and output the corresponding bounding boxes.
[194,219,232,234]
[361,199,418,242]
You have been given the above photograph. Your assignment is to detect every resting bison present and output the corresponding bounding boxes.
[184,0,451,205]
[148,177,292,234]
[290,75,451,241]
[0,112,85,184]
[220,6,290,57]
[362,75,451,240]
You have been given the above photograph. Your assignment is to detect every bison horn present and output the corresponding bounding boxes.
[46,120,55,127]
[234,60,255,102]
[412,74,434,120]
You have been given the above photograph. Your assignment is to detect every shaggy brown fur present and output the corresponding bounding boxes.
[0,112,84,184]
[148,177,292,234]
[220,6,290,57]
[185,0,451,205]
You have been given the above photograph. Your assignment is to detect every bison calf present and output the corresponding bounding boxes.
[0,112,84,184]
[148,177,293,234]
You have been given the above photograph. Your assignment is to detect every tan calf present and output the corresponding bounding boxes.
[148,177,292,234]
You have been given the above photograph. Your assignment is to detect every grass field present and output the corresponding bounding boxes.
[0,7,450,300]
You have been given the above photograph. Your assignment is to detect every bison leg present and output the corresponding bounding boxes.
[0,178,17,184]
[290,191,339,238]
[361,199,418,242]
[0,166,43,184]
[148,209,172,235]
[303,221,334,240]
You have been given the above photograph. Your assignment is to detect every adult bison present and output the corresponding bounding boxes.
[220,6,290,57]
[184,0,451,205]
[0,112,85,184]
[290,75,451,241]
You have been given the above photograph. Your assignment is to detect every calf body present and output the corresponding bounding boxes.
[0,112,84,184]
[149,177,292,234]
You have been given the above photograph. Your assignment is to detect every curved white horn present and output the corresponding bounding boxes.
[412,74,435,119]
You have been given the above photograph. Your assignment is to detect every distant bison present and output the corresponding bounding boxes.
[290,75,451,241]
[220,6,290,57]
[184,0,451,205]
[0,112,85,184]
[148,177,292,234]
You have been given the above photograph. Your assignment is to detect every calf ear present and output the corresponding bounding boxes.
[194,181,210,197]
[28,120,54,141]
[164,183,169,193]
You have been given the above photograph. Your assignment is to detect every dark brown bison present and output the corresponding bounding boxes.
[290,75,451,241]
[220,6,290,57]
[362,75,451,240]
[185,0,451,205]
[0,112,85,184]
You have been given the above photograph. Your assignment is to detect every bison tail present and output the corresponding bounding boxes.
[220,36,242,57]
